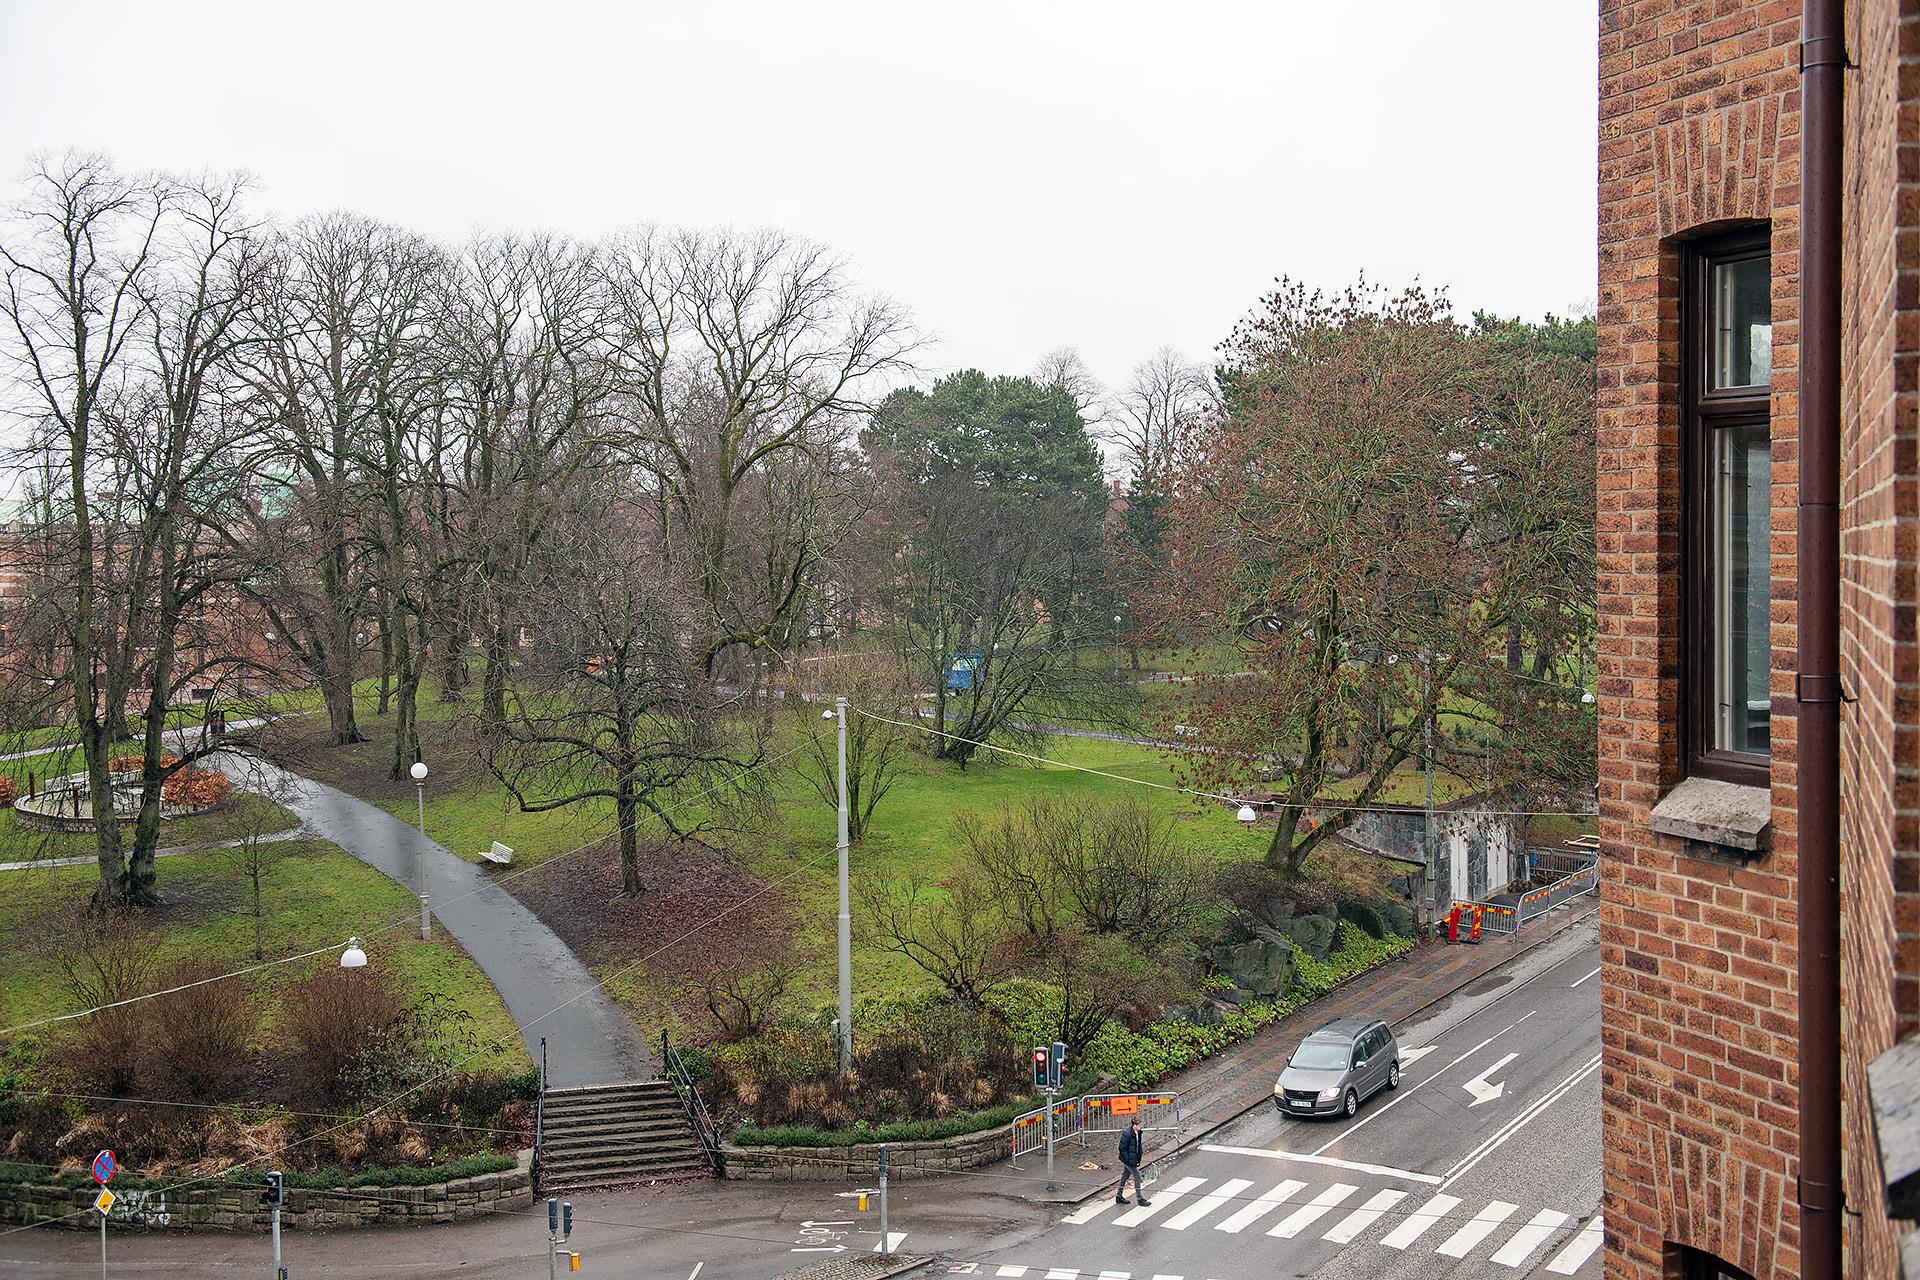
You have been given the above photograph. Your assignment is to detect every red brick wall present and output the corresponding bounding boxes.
[1838,1,1920,1275]
[1596,2,1804,1276]
[1600,1,1919,1276]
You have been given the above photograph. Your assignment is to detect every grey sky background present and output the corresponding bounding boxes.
[0,0,1597,407]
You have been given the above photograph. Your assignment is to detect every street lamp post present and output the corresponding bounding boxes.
[832,698,853,1072]
[409,760,431,941]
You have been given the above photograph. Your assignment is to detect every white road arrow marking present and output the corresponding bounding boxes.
[800,1219,855,1228]
[1398,1045,1438,1067]
[791,1246,847,1254]
[1463,1052,1518,1106]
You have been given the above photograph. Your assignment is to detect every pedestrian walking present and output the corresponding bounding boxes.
[1115,1117,1150,1205]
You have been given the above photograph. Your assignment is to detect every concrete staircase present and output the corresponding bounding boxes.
[538,1081,713,1190]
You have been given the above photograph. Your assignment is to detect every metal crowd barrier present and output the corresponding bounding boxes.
[1081,1092,1182,1134]
[1516,853,1600,924]
[1009,1092,1180,1166]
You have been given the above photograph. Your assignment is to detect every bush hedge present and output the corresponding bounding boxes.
[1085,923,1414,1089]
[730,1068,1100,1148]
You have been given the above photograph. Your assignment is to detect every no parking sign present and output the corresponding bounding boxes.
[91,1150,115,1185]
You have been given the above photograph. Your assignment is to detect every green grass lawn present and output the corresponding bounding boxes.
[0,838,527,1076]
[0,793,301,864]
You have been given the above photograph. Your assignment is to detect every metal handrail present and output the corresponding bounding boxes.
[661,1030,722,1176]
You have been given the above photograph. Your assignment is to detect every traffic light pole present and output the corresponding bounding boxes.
[1043,1086,1056,1192]
[272,1199,282,1280]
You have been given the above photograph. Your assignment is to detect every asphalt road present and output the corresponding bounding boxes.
[943,916,1604,1280]
[2,920,1601,1279]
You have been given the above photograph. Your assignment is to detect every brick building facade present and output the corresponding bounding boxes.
[1596,1,1919,1276]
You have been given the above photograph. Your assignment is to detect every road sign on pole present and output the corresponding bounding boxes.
[90,1150,115,1185]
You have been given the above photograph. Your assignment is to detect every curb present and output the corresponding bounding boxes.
[1047,896,1601,1205]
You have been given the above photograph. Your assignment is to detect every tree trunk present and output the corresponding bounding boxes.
[615,784,642,897]
[376,604,392,715]
[481,617,510,729]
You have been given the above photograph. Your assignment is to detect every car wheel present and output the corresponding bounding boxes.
[1387,1062,1401,1090]
[1343,1089,1359,1118]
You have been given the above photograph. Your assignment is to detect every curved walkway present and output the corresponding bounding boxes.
[223,758,655,1088]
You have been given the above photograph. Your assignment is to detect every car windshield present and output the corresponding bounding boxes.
[1289,1040,1351,1071]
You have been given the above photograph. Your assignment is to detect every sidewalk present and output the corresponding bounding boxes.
[1001,895,1601,1203]
[220,757,657,1088]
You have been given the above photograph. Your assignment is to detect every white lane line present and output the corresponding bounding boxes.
[1380,1193,1463,1250]
[1570,966,1601,987]
[996,1269,1028,1278]
[1213,1179,1304,1233]
[1308,1010,1539,1155]
[1436,1200,1519,1258]
[1441,1053,1602,1189]
[1096,1272,1129,1280]
[1043,1270,1079,1279]
[1546,1217,1605,1274]
[1267,1183,1357,1238]
[1062,1196,1124,1225]
[1491,1208,1571,1266]
[687,1265,703,1280]
[1113,1176,1204,1226]
[1201,1145,1441,1185]
[1149,1275,1184,1280]
[1322,1187,1408,1244]
[1163,1178,1252,1230]
[872,1233,908,1254]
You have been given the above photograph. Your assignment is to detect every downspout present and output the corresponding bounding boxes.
[1797,3,1845,1277]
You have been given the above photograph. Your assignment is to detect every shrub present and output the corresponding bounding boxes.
[140,955,257,1100]
[280,967,411,1106]
[55,915,155,1096]
[162,768,229,808]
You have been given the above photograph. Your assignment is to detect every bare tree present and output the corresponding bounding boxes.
[0,154,166,904]
[441,234,617,726]
[1032,345,1106,428]
[602,227,915,677]
[787,649,914,842]
[482,468,765,896]
[859,870,1013,1007]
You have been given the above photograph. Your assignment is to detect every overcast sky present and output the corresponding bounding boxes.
[0,0,1596,403]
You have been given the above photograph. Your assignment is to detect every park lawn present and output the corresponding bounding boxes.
[0,838,527,1077]
[0,793,300,864]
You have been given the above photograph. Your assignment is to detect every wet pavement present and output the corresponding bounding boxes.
[219,756,655,1087]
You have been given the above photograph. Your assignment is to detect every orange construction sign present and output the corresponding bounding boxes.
[1110,1096,1139,1116]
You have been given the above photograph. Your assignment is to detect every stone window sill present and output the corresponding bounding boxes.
[1648,775,1772,856]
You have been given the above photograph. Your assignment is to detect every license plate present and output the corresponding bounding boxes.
[1288,1100,1312,1109]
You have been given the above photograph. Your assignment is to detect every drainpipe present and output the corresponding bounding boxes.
[1796,4,1844,1277]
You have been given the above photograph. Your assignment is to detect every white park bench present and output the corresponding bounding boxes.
[477,841,514,865]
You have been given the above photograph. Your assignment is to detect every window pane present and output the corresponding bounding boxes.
[1713,423,1770,756]
[1712,256,1772,389]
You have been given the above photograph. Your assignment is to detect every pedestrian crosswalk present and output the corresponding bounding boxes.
[1056,1175,1603,1272]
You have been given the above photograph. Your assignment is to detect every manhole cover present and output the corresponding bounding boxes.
[1461,975,1514,996]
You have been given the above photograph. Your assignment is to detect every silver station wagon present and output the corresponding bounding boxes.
[1272,1017,1401,1119]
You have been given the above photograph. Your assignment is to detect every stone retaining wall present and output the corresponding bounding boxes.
[0,1150,533,1231]
[721,1123,1014,1181]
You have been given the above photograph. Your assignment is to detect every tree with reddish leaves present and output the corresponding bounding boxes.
[1137,279,1594,879]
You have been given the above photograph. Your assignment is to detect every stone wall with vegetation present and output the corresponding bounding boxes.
[721,1125,1011,1181]
[0,1151,532,1230]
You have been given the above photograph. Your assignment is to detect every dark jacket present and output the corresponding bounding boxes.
[1118,1127,1142,1167]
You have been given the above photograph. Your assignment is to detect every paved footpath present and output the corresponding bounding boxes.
[223,757,655,1087]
